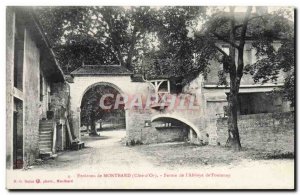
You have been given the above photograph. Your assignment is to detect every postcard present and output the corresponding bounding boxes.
[6,5,295,190]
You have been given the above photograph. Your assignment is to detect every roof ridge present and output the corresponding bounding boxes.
[70,64,133,76]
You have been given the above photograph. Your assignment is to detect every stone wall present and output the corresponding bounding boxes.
[6,7,15,169]
[50,82,70,150]
[23,28,41,166]
[216,112,294,153]
[50,82,70,113]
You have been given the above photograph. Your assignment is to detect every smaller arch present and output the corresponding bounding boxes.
[151,114,202,138]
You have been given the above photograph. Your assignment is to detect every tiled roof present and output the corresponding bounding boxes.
[70,65,133,76]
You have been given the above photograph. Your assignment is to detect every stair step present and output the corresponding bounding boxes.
[40,123,53,125]
[40,147,51,150]
[40,149,52,153]
[40,121,54,124]
[39,141,52,144]
[39,135,52,138]
[39,129,53,132]
[39,136,52,139]
[39,131,52,134]
[39,146,51,150]
[39,138,52,142]
[39,145,52,148]
[39,127,53,130]
[40,131,52,137]
[39,140,52,144]
[39,143,52,148]
[39,125,53,128]
[39,125,53,129]
[39,139,51,142]
[39,145,51,148]
[39,134,51,137]
[39,124,53,127]
[40,120,53,122]
[40,127,52,130]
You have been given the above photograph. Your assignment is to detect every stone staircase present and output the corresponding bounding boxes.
[39,120,54,158]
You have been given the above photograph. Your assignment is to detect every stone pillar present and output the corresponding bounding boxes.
[189,128,194,143]
[71,108,81,140]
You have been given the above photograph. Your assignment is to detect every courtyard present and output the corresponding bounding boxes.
[32,129,294,170]
[7,129,293,189]
[32,129,294,169]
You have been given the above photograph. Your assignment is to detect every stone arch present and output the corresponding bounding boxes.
[79,81,125,107]
[151,114,202,138]
[69,75,137,139]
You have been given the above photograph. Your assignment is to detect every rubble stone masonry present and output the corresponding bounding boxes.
[216,112,295,153]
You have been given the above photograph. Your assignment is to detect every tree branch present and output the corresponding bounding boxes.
[236,6,253,81]
[239,6,253,49]
[212,32,239,48]
[213,44,229,57]
[126,27,138,69]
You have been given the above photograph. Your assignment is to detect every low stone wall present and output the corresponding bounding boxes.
[216,112,295,153]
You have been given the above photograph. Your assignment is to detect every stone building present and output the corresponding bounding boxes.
[6,7,71,169]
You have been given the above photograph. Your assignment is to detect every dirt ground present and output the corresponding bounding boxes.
[33,129,294,170]
[11,129,293,189]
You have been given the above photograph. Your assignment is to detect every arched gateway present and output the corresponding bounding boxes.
[69,65,139,139]
[68,64,204,144]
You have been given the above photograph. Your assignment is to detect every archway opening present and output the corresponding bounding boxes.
[80,83,126,136]
[151,117,201,144]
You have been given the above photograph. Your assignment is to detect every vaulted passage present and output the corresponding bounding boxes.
[151,117,202,144]
[80,83,126,136]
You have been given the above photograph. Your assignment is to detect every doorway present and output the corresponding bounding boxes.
[13,98,23,169]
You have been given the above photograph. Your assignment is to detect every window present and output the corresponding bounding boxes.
[13,13,25,90]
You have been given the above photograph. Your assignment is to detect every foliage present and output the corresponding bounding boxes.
[35,6,158,73]
[36,6,295,143]
[190,7,294,150]
[140,7,208,84]
[244,39,295,106]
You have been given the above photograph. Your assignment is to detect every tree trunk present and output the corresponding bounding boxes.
[225,88,242,150]
[86,125,90,134]
[99,121,102,130]
[89,112,98,136]
[224,6,242,151]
